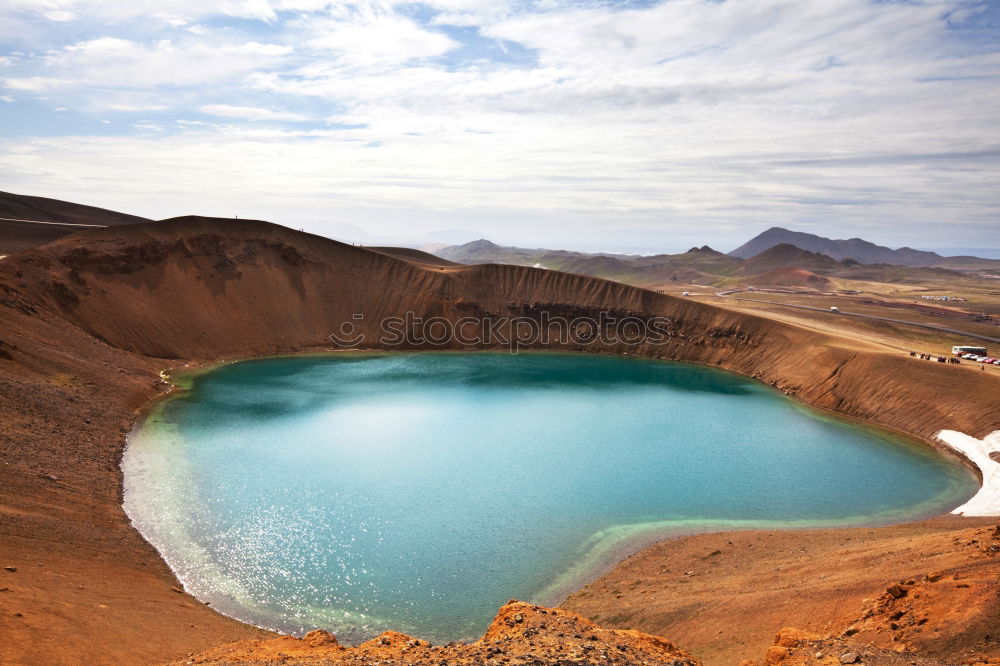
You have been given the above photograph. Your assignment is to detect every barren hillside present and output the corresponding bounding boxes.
[0,217,997,665]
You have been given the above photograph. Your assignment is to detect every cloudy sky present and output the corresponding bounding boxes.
[1,0,998,252]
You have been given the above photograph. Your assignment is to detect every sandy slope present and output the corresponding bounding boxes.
[0,191,151,227]
[0,191,151,255]
[563,517,1000,664]
[0,216,998,665]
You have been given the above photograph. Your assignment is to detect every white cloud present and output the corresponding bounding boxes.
[132,121,166,131]
[222,0,277,22]
[2,0,281,24]
[235,41,293,56]
[43,9,75,21]
[4,37,292,94]
[3,76,63,91]
[430,13,483,27]
[427,0,516,26]
[109,103,170,111]
[307,14,458,64]
[199,104,310,121]
[0,0,998,248]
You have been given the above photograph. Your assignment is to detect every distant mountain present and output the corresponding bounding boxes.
[367,246,461,267]
[438,239,729,284]
[930,247,1000,260]
[438,238,511,263]
[739,243,841,274]
[729,227,998,269]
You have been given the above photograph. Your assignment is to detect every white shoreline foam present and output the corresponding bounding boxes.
[936,429,1000,517]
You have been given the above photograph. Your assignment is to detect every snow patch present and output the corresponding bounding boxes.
[936,429,1000,517]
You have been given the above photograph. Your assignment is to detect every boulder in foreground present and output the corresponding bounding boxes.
[172,600,700,665]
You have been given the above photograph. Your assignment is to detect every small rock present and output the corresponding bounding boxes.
[302,630,338,648]
[815,652,824,659]
[887,584,907,599]
[170,586,183,593]
[840,651,860,664]
[4,567,16,573]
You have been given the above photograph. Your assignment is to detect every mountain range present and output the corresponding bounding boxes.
[728,226,995,269]
[432,236,996,290]
[2,192,998,290]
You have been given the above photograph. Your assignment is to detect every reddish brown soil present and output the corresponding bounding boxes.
[564,518,1000,665]
[742,627,988,666]
[172,600,699,665]
[747,267,832,289]
[0,216,998,665]
[0,190,151,255]
[0,191,151,227]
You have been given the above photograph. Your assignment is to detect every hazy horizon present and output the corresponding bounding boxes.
[1,0,998,251]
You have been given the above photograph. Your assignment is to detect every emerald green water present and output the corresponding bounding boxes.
[122,353,976,643]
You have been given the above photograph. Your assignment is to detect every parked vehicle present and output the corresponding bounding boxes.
[952,345,988,356]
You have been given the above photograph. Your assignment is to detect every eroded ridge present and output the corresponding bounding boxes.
[170,600,699,666]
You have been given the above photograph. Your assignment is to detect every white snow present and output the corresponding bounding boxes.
[936,429,1000,517]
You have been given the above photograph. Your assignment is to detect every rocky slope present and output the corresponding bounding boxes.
[0,216,998,665]
[564,517,1000,664]
[173,601,699,665]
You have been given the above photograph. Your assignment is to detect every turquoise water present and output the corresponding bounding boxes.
[123,353,977,643]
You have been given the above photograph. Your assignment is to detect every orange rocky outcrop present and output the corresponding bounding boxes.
[172,601,699,665]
